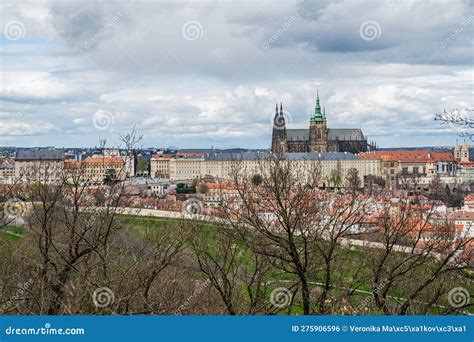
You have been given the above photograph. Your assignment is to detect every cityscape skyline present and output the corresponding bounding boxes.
[0,1,472,333]
[1,1,472,149]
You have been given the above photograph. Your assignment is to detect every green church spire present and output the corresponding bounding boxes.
[311,90,325,122]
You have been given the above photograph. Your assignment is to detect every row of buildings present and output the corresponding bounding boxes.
[149,143,473,190]
[0,147,134,184]
[0,142,472,192]
[150,151,379,186]
[358,142,472,190]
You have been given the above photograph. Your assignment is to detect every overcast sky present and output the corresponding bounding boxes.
[0,0,472,149]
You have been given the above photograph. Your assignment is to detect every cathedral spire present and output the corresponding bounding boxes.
[273,102,285,129]
[311,90,324,122]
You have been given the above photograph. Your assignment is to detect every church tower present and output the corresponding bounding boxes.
[271,103,287,153]
[309,92,328,152]
[454,140,461,160]
[461,140,469,162]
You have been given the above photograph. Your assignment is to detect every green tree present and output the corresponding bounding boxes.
[329,169,342,188]
[198,182,209,194]
[251,174,263,186]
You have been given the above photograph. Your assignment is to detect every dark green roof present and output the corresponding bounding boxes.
[310,93,325,122]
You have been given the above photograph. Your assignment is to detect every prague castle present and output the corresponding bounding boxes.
[271,93,375,154]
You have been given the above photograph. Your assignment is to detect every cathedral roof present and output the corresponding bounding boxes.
[328,128,365,141]
[287,129,309,141]
[286,128,365,142]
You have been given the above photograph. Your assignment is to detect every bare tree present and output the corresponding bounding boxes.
[435,108,473,141]
[216,154,371,314]
[189,220,274,315]
[366,201,472,315]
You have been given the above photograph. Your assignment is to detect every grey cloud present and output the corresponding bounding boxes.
[0,0,471,148]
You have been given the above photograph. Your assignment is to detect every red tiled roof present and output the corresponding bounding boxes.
[453,211,474,221]
[454,224,464,234]
[432,152,454,162]
[82,156,123,165]
[359,150,455,163]
[64,159,81,169]
[207,182,237,190]
[152,154,175,159]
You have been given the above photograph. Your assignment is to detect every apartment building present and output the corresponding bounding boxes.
[15,148,65,182]
[150,152,382,186]
[0,160,15,184]
[82,156,125,183]
[359,149,459,190]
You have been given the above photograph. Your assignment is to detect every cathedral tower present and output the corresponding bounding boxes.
[309,92,328,152]
[454,140,461,160]
[461,140,469,162]
[271,103,287,153]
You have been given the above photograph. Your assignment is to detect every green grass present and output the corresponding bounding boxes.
[0,225,26,243]
[121,214,473,314]
[4,213,472,314]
